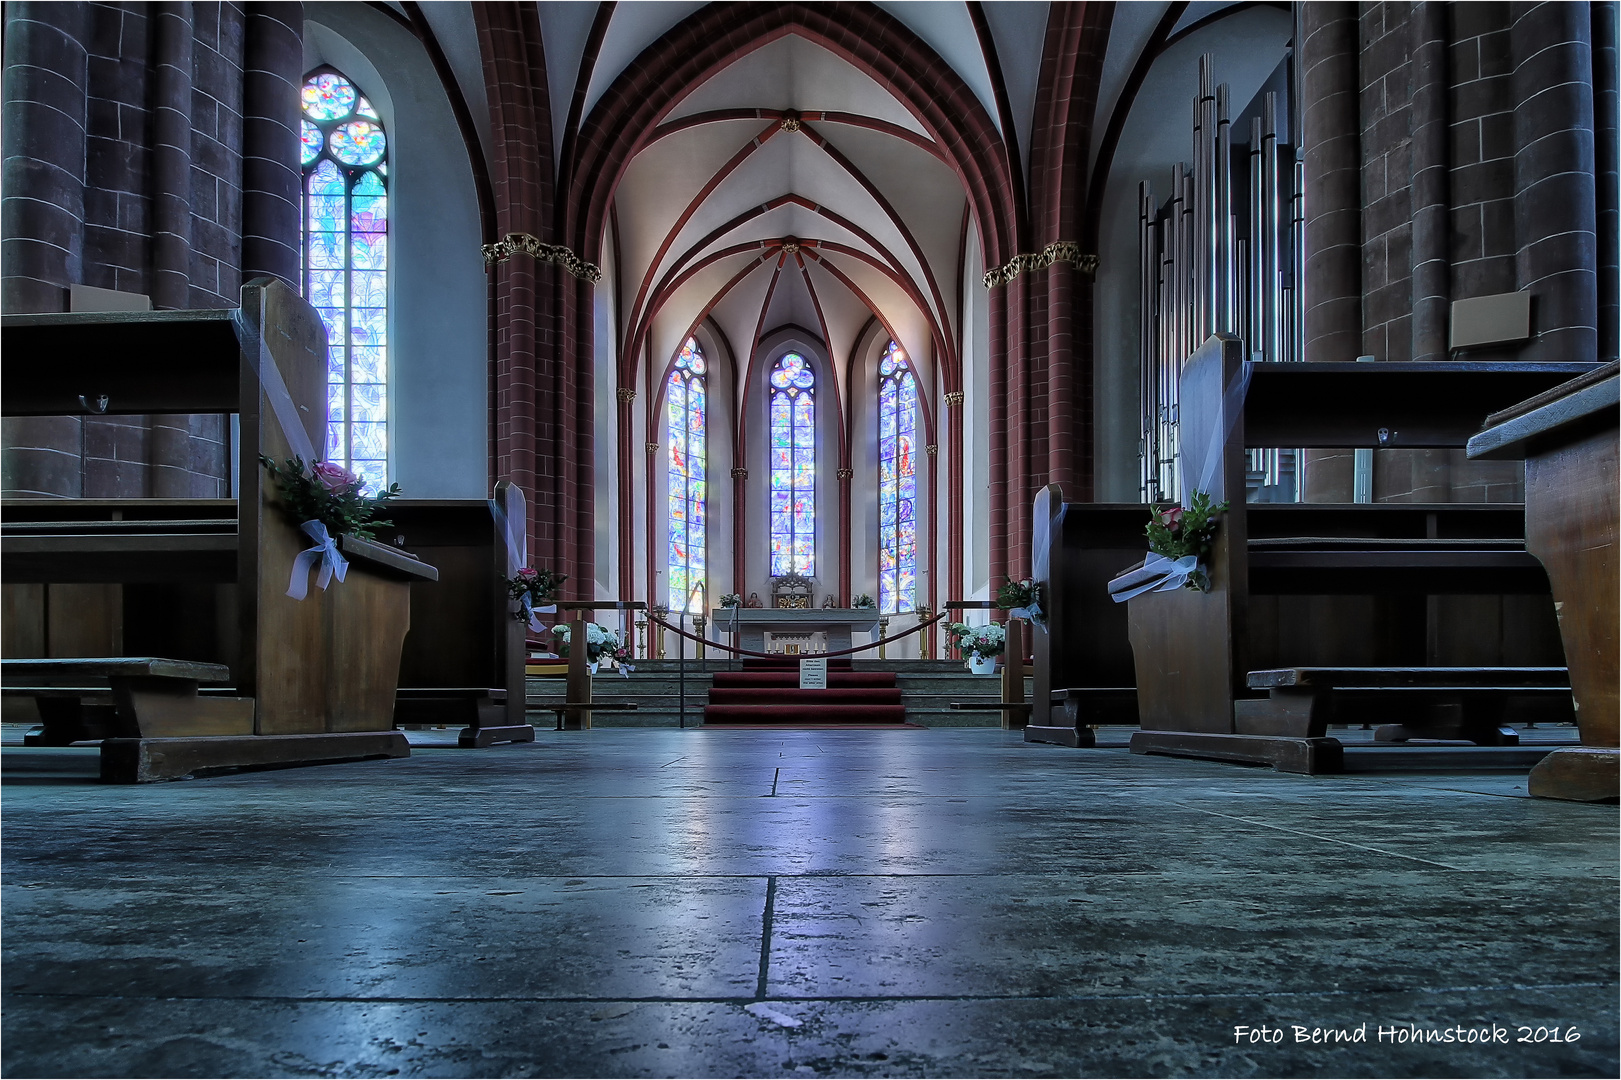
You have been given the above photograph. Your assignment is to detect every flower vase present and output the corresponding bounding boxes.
[967,652,997,675]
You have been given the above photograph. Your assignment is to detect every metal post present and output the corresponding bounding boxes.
[678,609,687,729]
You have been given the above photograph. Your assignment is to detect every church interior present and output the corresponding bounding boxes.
[2,1,1618,1076]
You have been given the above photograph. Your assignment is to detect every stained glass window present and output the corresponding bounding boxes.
[300,68,388,493]
[877,341,917,613]
[667,339,708,613]
[769,352,816,576]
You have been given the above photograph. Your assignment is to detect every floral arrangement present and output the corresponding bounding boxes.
[552,622,625,662]
[997,577,1045,627]
[1144,490,1229,591]
[946,621,1006,658]
[719,593,742,608]
[261,455,400,538]
[506,566,567,620]
[851,593,877,609]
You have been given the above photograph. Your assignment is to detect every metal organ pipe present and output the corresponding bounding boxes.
[1137,58,1307,503]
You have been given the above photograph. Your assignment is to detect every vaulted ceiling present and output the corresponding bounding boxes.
[384,1,1258,396]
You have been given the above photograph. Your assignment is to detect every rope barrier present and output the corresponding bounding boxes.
[646,608,950,662]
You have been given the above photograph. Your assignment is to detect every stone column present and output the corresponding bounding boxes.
[2,2,91,499]
[1410,2,1451,363]
[1511,1,1598,362]
[240,2,302,287]
[1298,1,1361,501]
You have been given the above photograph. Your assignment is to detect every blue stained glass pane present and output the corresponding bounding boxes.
[303,72,357,121]
[350,347,385,383]
[352,307,386,347]
[308,195,344,238]
[308,160,344,196]
[351,421,387,459]
[690,456,705,482]
[351,197,387,236]
[355,460,386,495]
[352,383,386,423]
[330,119,387,166]
[300,120,322,165]
[327,385,346,420]
[326,423,343,460]
[351,270,386,308]
[306,231,342,270]
[351,232,386,270]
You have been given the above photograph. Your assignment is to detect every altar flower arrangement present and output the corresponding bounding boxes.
[997,577,1045,628]
[719,593,742,608]
[946,621,1006,658]
[1143,490,1228,592]
[261,454,400,538]
[851,593,877,609]
[552,622,621,662]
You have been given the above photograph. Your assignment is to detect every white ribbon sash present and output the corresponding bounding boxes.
[287,520,349,600]
[1108,553,1201,603]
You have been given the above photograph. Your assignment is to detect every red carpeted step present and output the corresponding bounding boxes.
[739,658,855,671]
[703,703,909,724]
[707,687,903,706]
[711,672,897,689]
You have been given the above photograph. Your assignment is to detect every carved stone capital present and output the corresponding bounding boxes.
[982,241,1098,288]
[944,391,965,407]
[925,444,938,456]
[731,467,749,480]
[481,232,603,284]
[779,111,801,133]
[836,467,854,480]
[616,387,636,403]
[645,442,659,455]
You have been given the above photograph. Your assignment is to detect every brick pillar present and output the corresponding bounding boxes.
[1511,1,1599,362]
[240,2,302,287]
[1299,1,1360,502]
[987,281,1010,588]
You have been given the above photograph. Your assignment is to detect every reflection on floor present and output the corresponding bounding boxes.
[2,728,1616,1078]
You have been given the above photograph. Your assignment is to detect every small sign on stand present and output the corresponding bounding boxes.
[799,656,828,690]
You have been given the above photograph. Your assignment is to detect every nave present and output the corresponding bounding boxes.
[2,728,1616,1079]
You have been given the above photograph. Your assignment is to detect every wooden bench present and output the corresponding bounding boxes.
[1469,360,1619,801]
[1,280,437,780]
[375,483,533,748]
[4,657,247,743]
[539,702,639,730]
[1120,333,1594,773]
[1026,492,1147,746]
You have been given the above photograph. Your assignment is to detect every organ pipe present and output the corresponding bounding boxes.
[1139,55,1306,503]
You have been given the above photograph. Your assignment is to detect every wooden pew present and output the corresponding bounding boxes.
[1,279,437,780]
[1025,488,1146,746]
[1469,360,1619,801]
[376,488,532,747]
[1120,333,1593,773]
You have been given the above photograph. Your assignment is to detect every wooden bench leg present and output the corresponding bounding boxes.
[27,696,126,745]
[1528,747,1620,802]
[457,724,536,748]
[108,677,254,738]
[1374,702,1519,746]
[1235,689,1329,738]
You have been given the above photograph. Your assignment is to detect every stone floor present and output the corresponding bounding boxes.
[2,729,1616,1079]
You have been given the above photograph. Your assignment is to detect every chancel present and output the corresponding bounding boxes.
[1,2,1617,1077]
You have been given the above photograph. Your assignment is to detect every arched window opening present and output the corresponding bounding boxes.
[667,339,708,613]
[300,68,388,492]
[878,340,917,613]
[769,352,816,576]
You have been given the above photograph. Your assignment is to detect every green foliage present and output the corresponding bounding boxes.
[997,577,1039,611]
[1144,491,1228,591]
[260,455,401,539]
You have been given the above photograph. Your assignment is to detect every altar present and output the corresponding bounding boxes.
[710,608,881,654]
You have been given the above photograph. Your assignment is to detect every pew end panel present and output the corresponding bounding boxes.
[1470,360,1619,801]
[1126,334,1251,737]
[1027,489,1147,742]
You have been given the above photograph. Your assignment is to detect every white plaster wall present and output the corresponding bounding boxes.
[305,4,487,499]
[961,227,992,601]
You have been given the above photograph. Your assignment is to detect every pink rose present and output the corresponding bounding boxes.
[312,460,360,493]
[1158,506,1184,531]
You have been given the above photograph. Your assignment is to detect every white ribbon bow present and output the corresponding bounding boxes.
[1007,602,1046,629]
[287,520,349,600]
[1108,552,1201,603]
[518,592,557,634]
